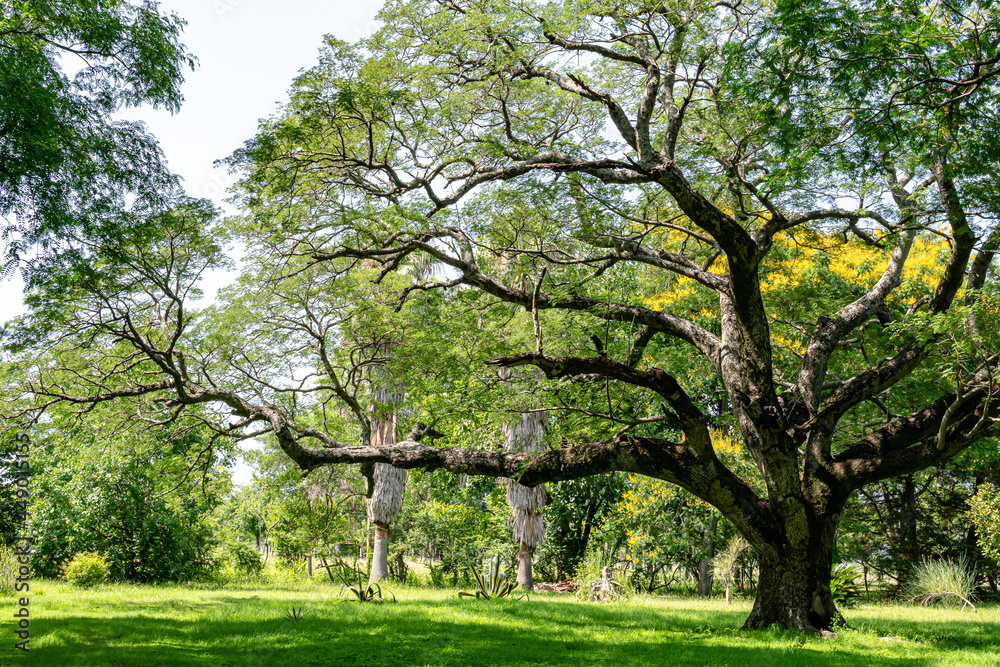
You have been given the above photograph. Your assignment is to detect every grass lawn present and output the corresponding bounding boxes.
[3,581,999,666]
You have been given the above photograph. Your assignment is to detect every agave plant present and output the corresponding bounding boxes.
[339,565,395,603]
[459,554,520,600]
[284,606,307,621]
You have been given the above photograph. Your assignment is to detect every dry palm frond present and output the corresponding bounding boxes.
[502,411,547,452]
[502,410,547,549]
[505,480,546,513]
[367,462,407,524]
[906,591,977,611]
[365,373,407,525]
[510,508,545,548]
[535,580,579,593]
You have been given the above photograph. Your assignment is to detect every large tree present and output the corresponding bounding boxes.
[6,0,1000,633]
[0,0,192,283]
[221,0,1000,631]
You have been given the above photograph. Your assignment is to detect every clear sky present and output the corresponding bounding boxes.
[0,0,386,482]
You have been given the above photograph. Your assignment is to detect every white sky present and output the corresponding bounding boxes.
[0,0,386,483]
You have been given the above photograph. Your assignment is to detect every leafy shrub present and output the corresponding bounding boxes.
[405,497,507,588]
[62,552,110,588]
[0,545,20,595]
[227,541,264,576]
[830,563,863,605]
[906,554,977,609]
[968,483,1000,563]
[28,417,226,584]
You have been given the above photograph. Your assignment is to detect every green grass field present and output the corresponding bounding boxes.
[3,582,999,666]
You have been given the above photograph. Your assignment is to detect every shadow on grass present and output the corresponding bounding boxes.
[7,596,951,667]
[844,610,1000,649]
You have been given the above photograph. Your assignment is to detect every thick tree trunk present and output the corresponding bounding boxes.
[742,520,839,632]
[696,558,714,597]
[743,558,838,631]
[369,521,390,585]
[517,541,535,590]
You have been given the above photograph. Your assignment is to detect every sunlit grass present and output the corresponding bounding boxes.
[2,581,998,666]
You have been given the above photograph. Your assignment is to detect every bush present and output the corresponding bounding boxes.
[28,419,227,584]
[906,554,977,609]
[0,545,20,595]
[62,552,110,588]
[968,483,1000,563]
[227,541,264,576]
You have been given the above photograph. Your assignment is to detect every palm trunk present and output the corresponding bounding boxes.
[366,461,406,586]
[365,380,407,586]
[744,556,837,631]
[502,409,547,591]
[369,520,391,583]
[517,541,535,590]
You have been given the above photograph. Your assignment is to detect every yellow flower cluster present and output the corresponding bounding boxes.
[771,333,806,356]
[760,232,949,301]
[643,277,698,311]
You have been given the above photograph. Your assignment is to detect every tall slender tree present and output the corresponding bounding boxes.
[499,370,548,590]
[365,373,407,584]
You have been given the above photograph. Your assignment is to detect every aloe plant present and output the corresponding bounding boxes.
[459,554,520,600]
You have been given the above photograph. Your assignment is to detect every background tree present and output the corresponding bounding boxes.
[536,473,624,582]
[0,433,19,546]
[23,404,228,582]
[0,0,193,284]
[362,252,443,585]
[400,469,511,587]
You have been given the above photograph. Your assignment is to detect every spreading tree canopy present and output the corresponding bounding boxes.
[5,0,1000,633]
